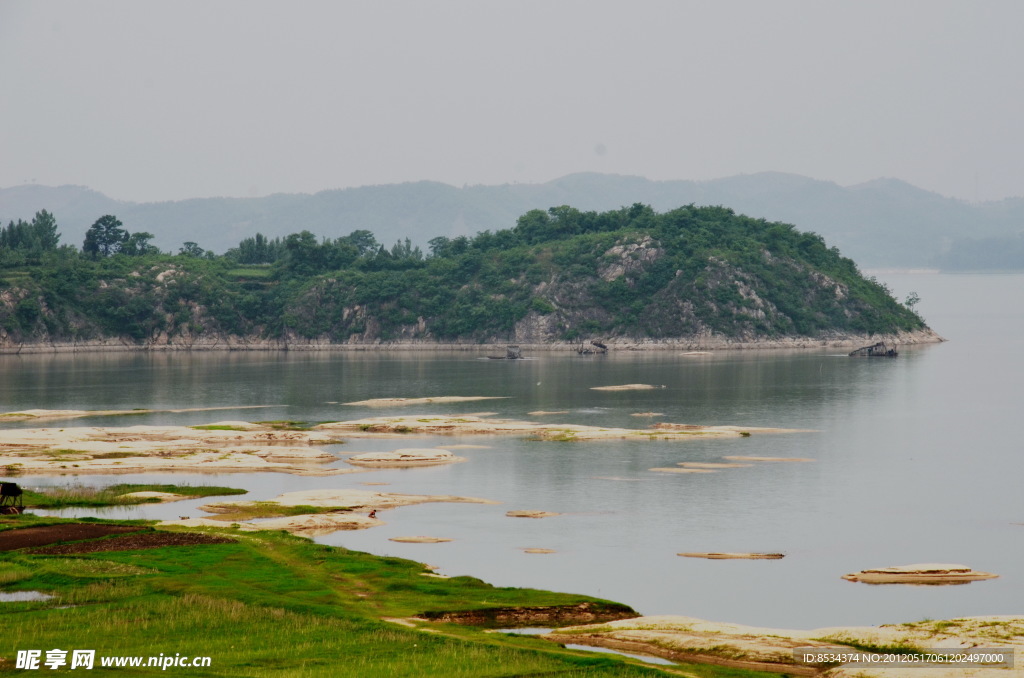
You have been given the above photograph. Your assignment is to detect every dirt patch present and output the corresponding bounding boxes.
[27,531,235,554]
[416,601,637,628]
[0,524,148,551]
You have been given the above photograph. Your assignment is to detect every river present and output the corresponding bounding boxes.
[3,272,1022,629]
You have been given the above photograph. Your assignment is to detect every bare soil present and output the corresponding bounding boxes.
[0,523,232,553]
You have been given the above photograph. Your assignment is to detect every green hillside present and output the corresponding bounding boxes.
[0,204,927,348]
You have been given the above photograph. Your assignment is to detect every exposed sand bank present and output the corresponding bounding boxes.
[0,423,348,476]
[345,448,466,467]
[544,615,1024,677]
[842,564,999,585]
[167,512,383,537]
[723,455,816,462]
[343,396,507,407]
[117,491,190,503]
[164,489,497,536]
[0,406,277,422]
[202,488,498,512]
[590,384,658,391]
[678,552,784,560]
[506,510,560,519]
[317,415,807,441]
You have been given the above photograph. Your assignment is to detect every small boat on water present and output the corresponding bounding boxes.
[849,342,898,357]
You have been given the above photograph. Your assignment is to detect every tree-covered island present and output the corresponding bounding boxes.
[0,204,935,351]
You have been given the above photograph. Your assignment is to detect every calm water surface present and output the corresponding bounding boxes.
[3,273,1022,629]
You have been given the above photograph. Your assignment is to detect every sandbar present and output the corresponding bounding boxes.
[649,467,716,474]
[528,410,569,416]
[167,512,382,537]
[0,405,276,422]
[168,489,496,537]
[345,448,466,467]
[389,536,452,543]
[203,488,498,512]
[0,423,348,476]
[318,415,805,442]
[589,384,658,391]
[678,462,751,469]
[678,552,784,560]
[118,491,190,503]
[543,614,1024,677]
[522,548,556,554]
[842,564,999,585]
[343,396,507,407]
[723,455,816,462]
[506,510,560,519]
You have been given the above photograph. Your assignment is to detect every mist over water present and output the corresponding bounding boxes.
[4,273,1022,629]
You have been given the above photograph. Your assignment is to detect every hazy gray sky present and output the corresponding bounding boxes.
[2,0,1022,203]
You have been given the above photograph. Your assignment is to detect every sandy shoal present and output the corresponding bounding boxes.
[167,513,383,537]
[345,448,466,467]
[316,415,806,441]
[201,488,498,513]
[843,563,999,585]
[175,489,496,537]
[0,423,348,476]
[544,615,1024,677]
[343,396,507,407]
[590,384,658,391]
[678,552,784,559]
[506,510,560,518]
[118,491,190,503]
[0,406,277,422]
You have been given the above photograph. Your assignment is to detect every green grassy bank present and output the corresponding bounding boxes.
[1,514,773,677]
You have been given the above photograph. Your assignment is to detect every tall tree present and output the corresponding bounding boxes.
[82,215,128,258]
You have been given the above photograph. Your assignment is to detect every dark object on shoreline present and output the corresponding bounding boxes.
[849,342,898,357]
[487,345,523,360]
[0,482,23,509]
[576,340,608,355]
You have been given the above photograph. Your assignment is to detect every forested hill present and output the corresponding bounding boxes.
[0,204,932,351]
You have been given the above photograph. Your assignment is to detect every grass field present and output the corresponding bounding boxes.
[1,514,774,677]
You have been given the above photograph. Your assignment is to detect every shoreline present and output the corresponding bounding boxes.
[0,328,944,355]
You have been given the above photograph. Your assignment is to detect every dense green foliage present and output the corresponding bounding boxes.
[0,204,925,345]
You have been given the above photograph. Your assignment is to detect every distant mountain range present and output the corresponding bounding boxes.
[2,173,1022,269]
